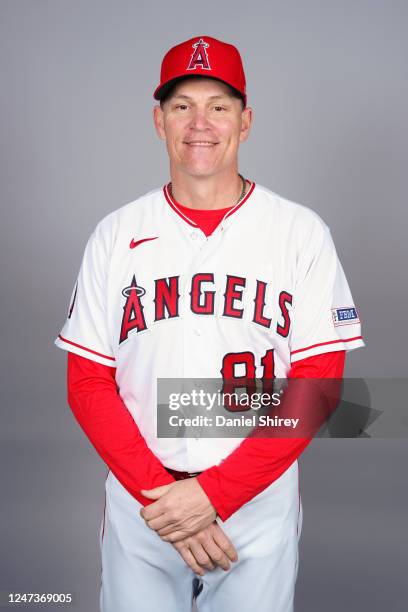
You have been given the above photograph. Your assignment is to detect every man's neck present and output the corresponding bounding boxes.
[169,169,246,211]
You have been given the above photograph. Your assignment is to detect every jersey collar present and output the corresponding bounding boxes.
[163,179,256,229]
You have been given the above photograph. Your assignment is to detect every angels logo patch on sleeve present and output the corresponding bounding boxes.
[332,307,360,327]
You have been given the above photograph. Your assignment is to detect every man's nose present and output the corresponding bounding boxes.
[188,109,211,130]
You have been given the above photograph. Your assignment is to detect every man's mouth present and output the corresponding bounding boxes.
[184,141,219,147]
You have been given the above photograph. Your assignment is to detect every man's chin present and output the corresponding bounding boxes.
[181,165,221,179]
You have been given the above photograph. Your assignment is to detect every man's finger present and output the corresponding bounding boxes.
[140,499,166,521]
[188,541,215,571]
[174,544,205,576]
[201,537,231,570]
[161,529,190,543]
[140,484,172,499]
[211,524,238,562]
[147,515,178,532]
[207,547,230,570]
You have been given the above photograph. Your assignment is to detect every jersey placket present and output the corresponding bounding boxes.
[163,184,256,471]
[177,223,230,469]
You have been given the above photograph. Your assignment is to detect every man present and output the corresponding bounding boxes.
[55,36,364,611]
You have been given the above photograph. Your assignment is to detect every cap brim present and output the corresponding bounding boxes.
[154,74,246,105]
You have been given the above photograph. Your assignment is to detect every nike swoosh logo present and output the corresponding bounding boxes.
[130,236,158,249]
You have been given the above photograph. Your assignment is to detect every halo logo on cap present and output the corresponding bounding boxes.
[187,38,211,71]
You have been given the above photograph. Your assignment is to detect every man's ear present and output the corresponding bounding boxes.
[153,105,166,140]
[239,106,253,143]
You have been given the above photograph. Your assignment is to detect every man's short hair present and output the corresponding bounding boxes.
[159,76,245,109]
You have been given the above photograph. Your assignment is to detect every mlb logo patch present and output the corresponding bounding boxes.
[332,307,360,327]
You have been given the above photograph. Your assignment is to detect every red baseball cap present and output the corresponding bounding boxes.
[154,36,247,106]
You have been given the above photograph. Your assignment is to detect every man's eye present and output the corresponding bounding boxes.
[176,104,188,110]
[214,106,226,112]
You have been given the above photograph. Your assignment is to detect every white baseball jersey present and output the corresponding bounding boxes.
[55,181,364,472]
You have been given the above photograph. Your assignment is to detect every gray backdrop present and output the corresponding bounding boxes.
[1,0,407,610]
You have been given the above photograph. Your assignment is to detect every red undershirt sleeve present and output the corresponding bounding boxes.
[67,349,345,518]
[196,350,346,521]
[67,351,175,506]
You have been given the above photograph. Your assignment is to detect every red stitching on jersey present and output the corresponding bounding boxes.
[58,334,116,361]
[291,336,364,356]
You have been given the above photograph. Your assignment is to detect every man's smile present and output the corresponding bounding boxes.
[183,140,219,147]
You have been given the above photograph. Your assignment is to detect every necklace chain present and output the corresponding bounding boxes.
[168,174,247,208]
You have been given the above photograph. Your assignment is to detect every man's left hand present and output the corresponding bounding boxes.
[140,478,216,542]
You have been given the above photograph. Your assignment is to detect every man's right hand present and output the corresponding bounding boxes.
[171,521,238,576]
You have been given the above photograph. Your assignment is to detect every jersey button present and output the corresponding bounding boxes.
[194,328,203,336]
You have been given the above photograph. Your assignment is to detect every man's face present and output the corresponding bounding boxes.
[153,78,252,178]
